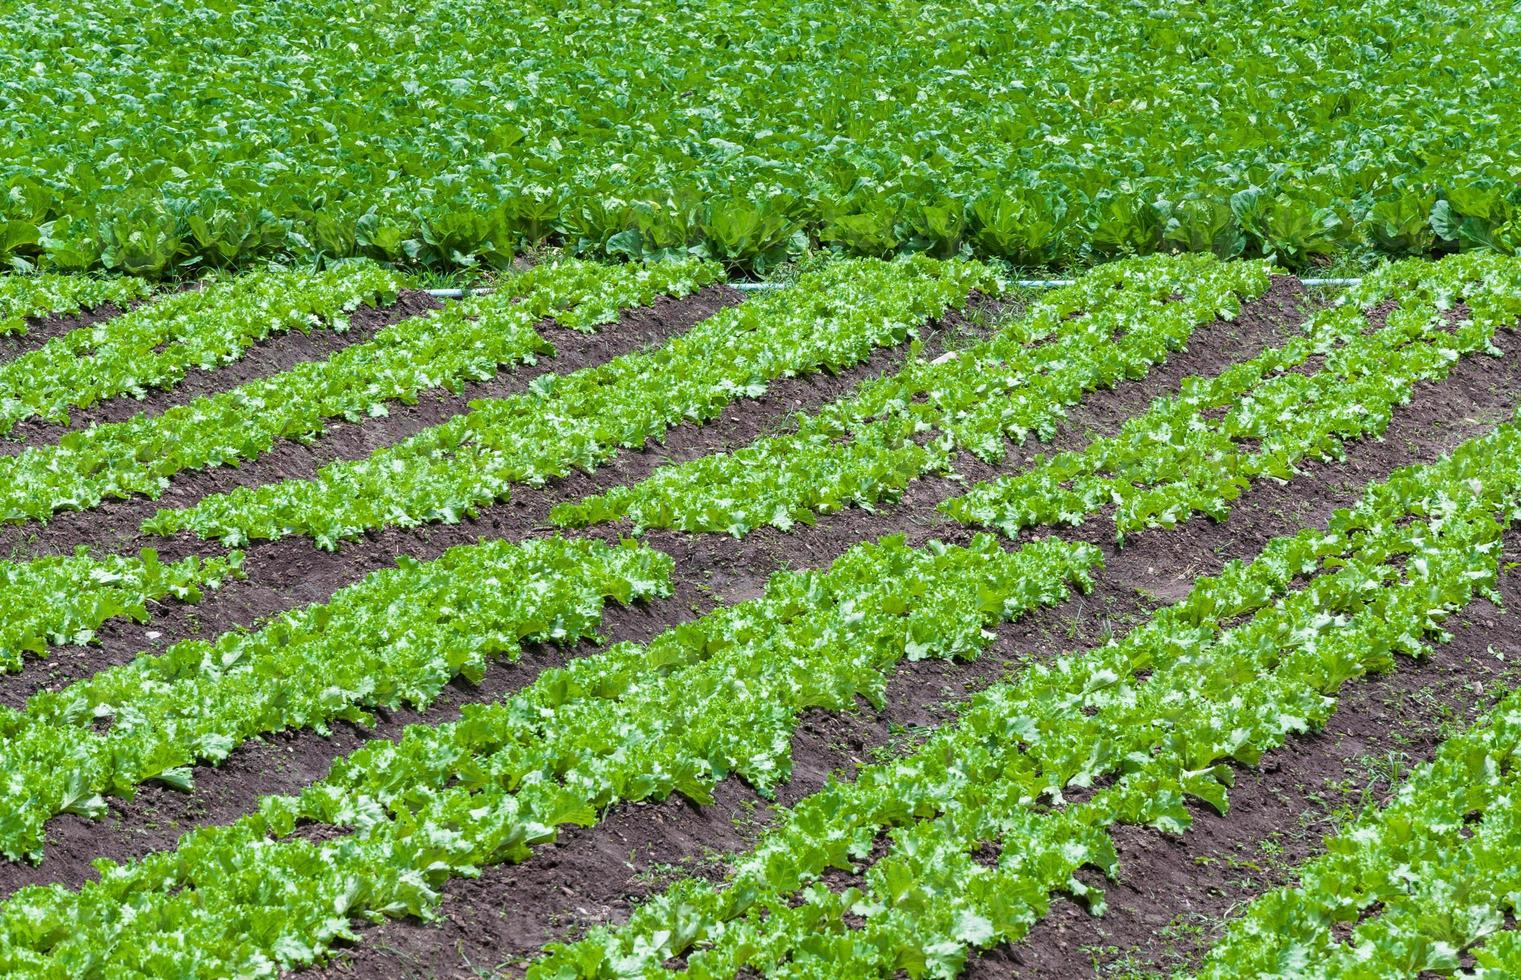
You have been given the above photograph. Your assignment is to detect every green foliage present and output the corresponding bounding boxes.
[0,536,673,862]
[945,252,1521,540]
[0,263,402,435]
[531,409,1521,979]
[1199,685,1521,976]
[0,0,1518,273]
[551,253,1272,535]
[0,549,242,673]
[0,535,1098,973]
[148,256,1003,548]
[1470,933,1521,979]
[0,257,719,524]
[0,274,151,335]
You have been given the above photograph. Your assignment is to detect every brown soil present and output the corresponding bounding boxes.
[0,290,444,452]
[0,284,744,560]
[9,280,1519,980]
[0,286,1026,712]
[0,289,1006,888]
[993,534,1521,978]
[306,291,1521,978]
[0,281,210,365]
[0,302,133,364]
[0,281,1306,896]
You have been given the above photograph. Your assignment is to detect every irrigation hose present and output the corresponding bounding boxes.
[427,276,1362,298]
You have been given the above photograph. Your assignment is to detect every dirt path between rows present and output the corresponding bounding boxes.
[4,274,1514,980]
[0,302,134,363]
[8,279,1518,980]
[0,290,441,452]
[0,283,203,366]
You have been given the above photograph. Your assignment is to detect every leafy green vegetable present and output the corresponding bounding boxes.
[0,274,151,336]
[552,253,1272,535]
[0,548,242,672]
[1,0,1517,273]
[531,407,1521,980]
[0,536,673,862]
[148,256,1002,548]
[0,263,401,435]
[0,257,718,524]
[0,534,1097,973]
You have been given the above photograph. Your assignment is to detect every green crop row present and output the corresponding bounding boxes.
[553,252,1521,544]
[147,256,1003,549]
[530,410,1521,979]
[946,251,1521,539]
[0,536,674,863]
[0,257,719,524]
[0,548,242,673]
[0,263,402,436]
[1468,933,1521,979]
[0,274,151,337]
[551,253,1272,535]
[0,0,1518,274]
[1197,646,1521,975]
[0,534,1098,975]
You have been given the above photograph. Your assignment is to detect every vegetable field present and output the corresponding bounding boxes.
[2,0,1521,971]
[0,250,1519,979]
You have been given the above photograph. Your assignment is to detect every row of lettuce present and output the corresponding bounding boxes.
[0,265,399,433]
[0,252,1271,685]
[0,532,1100,974]
[5,360,1521,976]
[16,248,1510,560]
[0,252,1519,973]
[0,274,152,337]
[0,252,1511,812]
[524,410,1521,980]
[555,252,1521,541]
[0,258,720,523]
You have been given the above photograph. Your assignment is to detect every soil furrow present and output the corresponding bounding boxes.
[0,303,132,364]
[990,532,1521,978]
[305,305,1521,978]
[0,285,743,560]
[0,280,1308,705]
[0,284,205,366]
[0,284,1307,898]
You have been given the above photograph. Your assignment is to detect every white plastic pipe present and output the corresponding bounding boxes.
[729,276,1362,292]
[424,287,495,298]
[431,276,1362,299]
[737,278,1082,290]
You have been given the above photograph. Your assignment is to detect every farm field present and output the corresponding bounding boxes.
[5,0,1521,973]
[0,250,1517,980]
